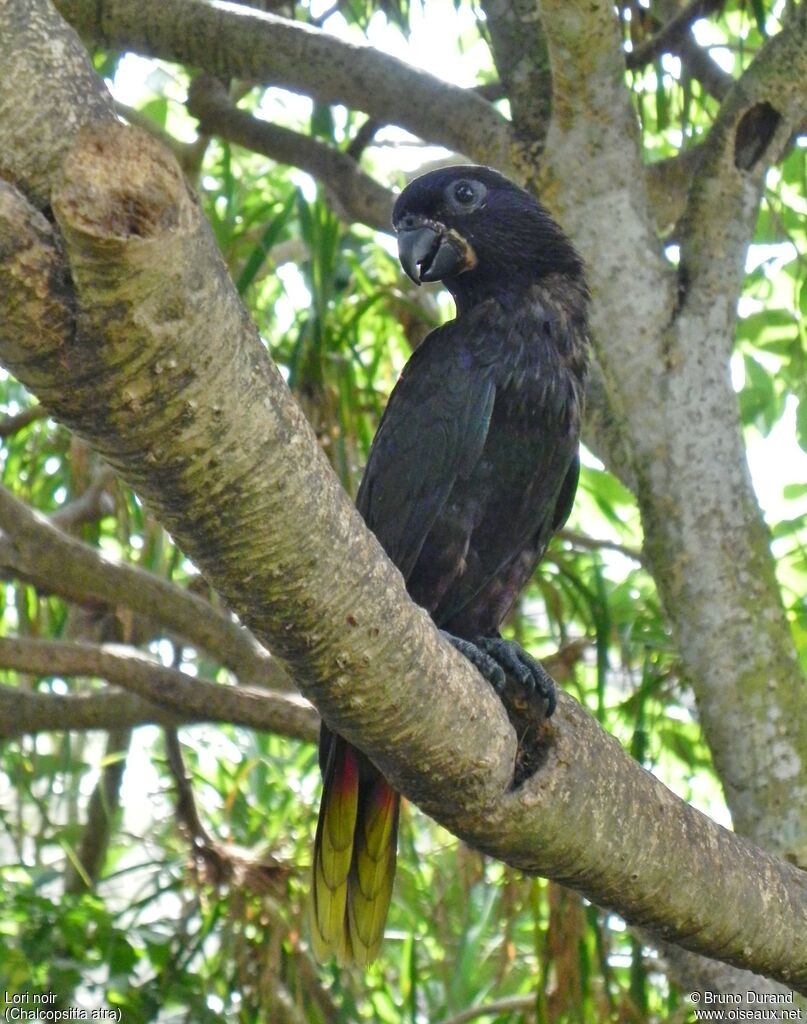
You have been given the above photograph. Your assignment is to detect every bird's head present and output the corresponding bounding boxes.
[392,165,583,311]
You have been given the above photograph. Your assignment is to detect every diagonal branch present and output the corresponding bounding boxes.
[186,75,393,232]
[650,0,733,101]
[0,681,317,739]
[0,403,48,438]
[626,0,723,71]
[0,637,318,741]
[53,0,514,169]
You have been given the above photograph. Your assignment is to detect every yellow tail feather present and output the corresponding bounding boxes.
[310,736,400,965]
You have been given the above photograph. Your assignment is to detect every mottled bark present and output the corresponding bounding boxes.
[537,0,807,866]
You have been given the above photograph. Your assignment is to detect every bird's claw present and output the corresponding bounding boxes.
[441,632,556,720]
[440,631,506,689]
[476,637,556,717]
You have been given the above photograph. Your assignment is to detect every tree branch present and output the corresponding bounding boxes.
[480,0,551,165]
[48,463,116,532]
[537,0,677,452]
[536,0,807,873]
[0,403,48,438]
[53,0,514,170]
[186,75,393,232]
[0,482,290,691]
[436,995,536,1024]
[645,143,707,235]
[626,0,722,72]
[0,638,318,742]
[557,528,643,564]
[641,8,807,853]
[651,0,733,102]
[678,12,807,309]
[0,0,114,206]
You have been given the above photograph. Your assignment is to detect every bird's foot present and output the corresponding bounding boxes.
[477,636,557,719]
[442,632,557,787]
[440,632,556,720]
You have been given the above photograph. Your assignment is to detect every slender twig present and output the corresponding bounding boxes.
[436,995,536,1024]
[0,403,48,438]
[626,0,724,70]
[558,528,644,564]
[165,727,213,844]
[54,0,514,169]
[64,727,133,893]
[49,464,116,531]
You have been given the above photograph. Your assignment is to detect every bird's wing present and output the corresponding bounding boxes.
[356,320,496,580]
[430,297,585,631]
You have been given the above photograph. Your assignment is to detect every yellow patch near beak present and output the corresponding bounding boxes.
[444,227,478,272]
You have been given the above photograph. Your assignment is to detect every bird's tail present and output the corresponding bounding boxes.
[310,731,400,965]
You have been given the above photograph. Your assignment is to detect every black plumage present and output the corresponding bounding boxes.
[311,164,590,964]
[362,165,589,645]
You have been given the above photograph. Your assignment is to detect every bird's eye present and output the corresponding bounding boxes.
[446,179,486,212]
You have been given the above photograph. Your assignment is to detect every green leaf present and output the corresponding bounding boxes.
[749,0,768,37]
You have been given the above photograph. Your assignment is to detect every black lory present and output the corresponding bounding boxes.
[311,165,589,964]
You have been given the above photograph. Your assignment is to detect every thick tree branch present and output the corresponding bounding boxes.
[530,0,807,997]
[0,681,316,739]
[642,10,807,855]
[0,1,114,206]
[537,0,807,870]
[186,75,393,232]
[480,0,551,165]
[53,0,514,170]
[678,14,807,309]
[537,0,677,446]
[0,638,577,741]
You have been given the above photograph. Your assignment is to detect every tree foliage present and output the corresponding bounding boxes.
[1,0,806,1021]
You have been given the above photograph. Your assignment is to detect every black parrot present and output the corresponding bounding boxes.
[311,165,590,964]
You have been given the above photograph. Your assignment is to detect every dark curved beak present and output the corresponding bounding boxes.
[396,220,468,284]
